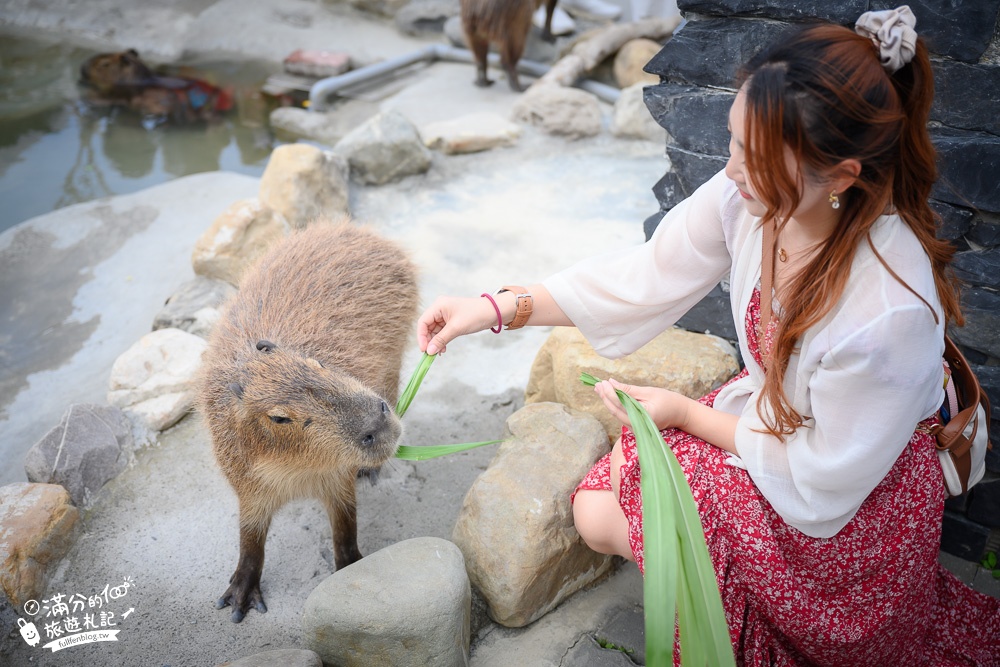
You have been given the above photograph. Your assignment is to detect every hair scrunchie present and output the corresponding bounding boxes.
[854,5,918,73]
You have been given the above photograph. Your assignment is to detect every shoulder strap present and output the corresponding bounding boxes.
[759,219,775,353]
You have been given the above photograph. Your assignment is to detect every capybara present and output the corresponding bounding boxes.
[80,49,233,123]
[460,0,558,92]
[198,219,418,623]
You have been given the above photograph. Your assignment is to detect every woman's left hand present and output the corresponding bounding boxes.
[594,378,690,431]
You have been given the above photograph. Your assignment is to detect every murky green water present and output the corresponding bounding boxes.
[0,33,285,233]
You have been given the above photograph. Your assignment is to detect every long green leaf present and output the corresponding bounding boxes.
[395,352,436,418]
[395,440,503,461]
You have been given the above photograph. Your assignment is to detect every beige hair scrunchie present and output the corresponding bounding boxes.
[855,5,918,73]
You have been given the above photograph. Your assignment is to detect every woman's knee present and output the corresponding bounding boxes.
[572,489,632,560]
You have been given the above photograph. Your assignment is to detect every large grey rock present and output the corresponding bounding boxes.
[268,107,345,146]
[152,276,237,338]
[107,328,207,432]
[644,82,733,155]
[23,405,132,508]
[952,288,1000,360]
[969,216,1000,249]
[611,83,665,142]
[303,537,470,667]
[334,110,433,185]
[220,649,323,667]
[191,198,289,286]
[525,327,739,442]
[931,200,975,242]
[511,85,603,139]
[613,38,661,89]
[349,0,410,18]
[0,483,79,608]
[258,144,351,227]
[931,128,1000,213]
[932,60,1000,137]
[395,0,459,35]
[880,0,1000,62]
[452,403,616,628]
[665,146,728,197]
[953,249,1000,290]
[677,0,864,23]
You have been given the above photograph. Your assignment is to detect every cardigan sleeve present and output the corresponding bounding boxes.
[733,303,945,538]
[543,169,736,358]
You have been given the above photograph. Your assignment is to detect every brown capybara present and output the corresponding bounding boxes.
[460,0,558,92]
[80,49,233,123]
[198,219,418,623]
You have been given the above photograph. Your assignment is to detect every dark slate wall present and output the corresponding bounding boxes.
[643,0,1000,562]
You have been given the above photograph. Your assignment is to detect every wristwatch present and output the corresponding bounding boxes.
[497,286,533,330]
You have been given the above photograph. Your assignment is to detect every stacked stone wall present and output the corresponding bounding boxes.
[642,0,1000,562]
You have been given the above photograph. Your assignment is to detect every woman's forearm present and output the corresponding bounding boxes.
[681,400,739,455]
[493,284,573,328]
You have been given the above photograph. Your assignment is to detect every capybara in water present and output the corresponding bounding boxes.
[460,0,558,92]
[80,49,233,123]
[199,219,418,623]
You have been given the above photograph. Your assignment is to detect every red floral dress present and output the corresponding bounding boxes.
[574,287,1000,666]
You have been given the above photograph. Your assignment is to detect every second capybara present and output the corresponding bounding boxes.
[80,49,233,123]
[198,219,419,622]
[460,0,558,92]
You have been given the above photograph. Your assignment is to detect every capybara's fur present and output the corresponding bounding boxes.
[460,0,557,92]
[199,219,418,622]
[80,49,233,123]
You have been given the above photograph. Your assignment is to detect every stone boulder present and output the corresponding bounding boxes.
[511,85,603,139]
[613,38,661,89]
[303,537,470,667]
[526,327,739,442]
[349,0,410,18]
[395,0,459,35]
[422,112,522,154]
[258,144,351,227]
[268,107,345,146]
[0,483,79,608]
[23,404,132,508]
[107,328,207,432]
[452,402,615,628]
[191,198,289,286]
[220,649,323,667]
[152,276,237,338]
[611,83,665,142]
[333,110,433,185]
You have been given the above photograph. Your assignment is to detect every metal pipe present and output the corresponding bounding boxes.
[308,43,619,111]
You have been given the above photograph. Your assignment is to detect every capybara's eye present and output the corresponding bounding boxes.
[269,415,292,424]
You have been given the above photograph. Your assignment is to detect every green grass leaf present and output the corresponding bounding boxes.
[395,440,503,461]
[395,352,436,418]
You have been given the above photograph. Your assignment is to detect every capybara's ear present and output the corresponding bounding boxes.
[306,357,324,369]
[256,340,277,353]
[228,382,244,399]
[126,48,139,58]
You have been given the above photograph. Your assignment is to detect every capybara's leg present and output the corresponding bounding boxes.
[501,33,528,92]
[467,32,494,87]
[216,508,271,623]
[541,0,558,43]
[324,481,362,570]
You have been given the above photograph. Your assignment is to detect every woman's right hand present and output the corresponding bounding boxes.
[417,295,502,355]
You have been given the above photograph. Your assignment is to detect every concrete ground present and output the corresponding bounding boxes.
[1,2,996,666]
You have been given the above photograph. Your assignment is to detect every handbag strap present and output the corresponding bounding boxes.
[759,219,776,354]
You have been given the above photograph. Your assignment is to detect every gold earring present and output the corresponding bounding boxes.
[829,191,840,209]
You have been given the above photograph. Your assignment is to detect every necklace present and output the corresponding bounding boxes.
[778,248,788,262]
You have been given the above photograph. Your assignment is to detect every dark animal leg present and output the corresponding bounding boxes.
[541,0,558,43]
[216,511,271,623]
[325,482,362,570]
[468,33,494,88]
[501,34,528,92]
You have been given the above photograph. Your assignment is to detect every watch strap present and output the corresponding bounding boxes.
[498,286,533,330]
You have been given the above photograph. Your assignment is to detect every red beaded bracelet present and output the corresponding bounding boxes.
[480,293,503,334]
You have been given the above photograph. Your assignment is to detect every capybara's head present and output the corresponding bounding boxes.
[80,48,154,94]
[224,340,402,471]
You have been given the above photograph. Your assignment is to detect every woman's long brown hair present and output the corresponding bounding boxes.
[739,23,963,438]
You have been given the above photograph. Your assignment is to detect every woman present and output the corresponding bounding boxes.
[417,8,1000,665]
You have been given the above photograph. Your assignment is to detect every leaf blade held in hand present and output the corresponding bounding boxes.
[395,440,503,461]
[395,352,436,418]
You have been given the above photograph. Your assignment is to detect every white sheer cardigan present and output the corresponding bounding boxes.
[543,169,946,538]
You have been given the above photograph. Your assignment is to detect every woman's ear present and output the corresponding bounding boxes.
[833,159,862,192]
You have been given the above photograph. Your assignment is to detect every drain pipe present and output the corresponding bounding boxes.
[308,43,619,111]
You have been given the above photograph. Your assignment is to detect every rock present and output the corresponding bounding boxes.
[932,60,1000,137]
[645,17,789,88]
[152,276,237,338]
[526,327,739,442]
[611,83,665,142]
[665,146,728,196]
[952,288,1000,360]
[931,128,1000,213]
[192,199,289,285]
[422,112,522,154]
[444,15,465,48]
[941,510,991,562]
[967,478,1000,528]
[395,0,460,35]
[644,82,733,155]
[282,49,351,78]
[452,403,616,628]
[676,0,864,23]
[931,200,975,242]
[303,537,470,667]
[333,110,433,185]
[511,85,603,139]
[613,38,662,89]
[894,0,1000,62]
[268,107,344,146]
[0,483,79,607]
[348,0,410,18]
[952,249,1000,290]
[258,144,351,227]
[969,216,1000,249]
[676,282,740,343]
[651,170,686,213]
[23,405,132,508]
[107,328,207,432]
[220,648,323,667]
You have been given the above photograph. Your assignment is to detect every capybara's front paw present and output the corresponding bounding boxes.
[215,579,267,623]
[475,76,495,88]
